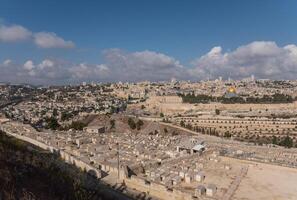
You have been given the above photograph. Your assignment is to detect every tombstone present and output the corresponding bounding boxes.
[195,172,205,182]
[206,184,217,197]
[225,165,231,170]
[185,173,193,183]
[195,185,206,196]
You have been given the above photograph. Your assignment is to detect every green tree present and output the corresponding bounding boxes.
[280,136,293,148]
[136,119,144,130]
[128,118,136,129]
[110,119,116,129]
[272,136,278,145]
[224,131,231,138]
[185,124,192,130]
[164,128,168,133]
[69,121,87,130]
[61,112,73,121]
[180,120,185,127]
[53,108,58,117]
[46,117,60,130]
[215,109,220,115]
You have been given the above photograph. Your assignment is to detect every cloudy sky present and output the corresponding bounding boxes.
[1,0,297,85]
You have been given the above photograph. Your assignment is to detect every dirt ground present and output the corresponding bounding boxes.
[231,159,297,200]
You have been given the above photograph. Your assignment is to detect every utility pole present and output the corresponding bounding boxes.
[117,142,120,180]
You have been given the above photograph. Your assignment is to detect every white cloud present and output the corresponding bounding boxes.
[190,41,297,80]
[96,64,109,71]
[102,49,188,81]
[69,63,96,79]
[0,23,75,49]
[28,70,36,77]
[38,59,54,69]
[69,63,110,80]
[1,49,188,84]
[3,41,297,85]
[34,32,75,49]
[0,25,32,42]
[3,59,12,66]
[23,60,35,71]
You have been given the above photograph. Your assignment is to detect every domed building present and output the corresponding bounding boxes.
[228,86,236,93]
[225,86,238,98]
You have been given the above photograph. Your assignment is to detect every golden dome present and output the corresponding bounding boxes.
[228,86,236,93]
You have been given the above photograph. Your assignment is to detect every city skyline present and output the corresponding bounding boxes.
[1,0,297,84]
[2,2,297,199]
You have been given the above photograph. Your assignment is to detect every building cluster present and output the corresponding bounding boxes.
[0,84,35,108]
[1,84,127,126]
[110,78,297,101]
[2,79,297,123]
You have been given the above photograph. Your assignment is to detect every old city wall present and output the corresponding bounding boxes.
[124,176,193,200]
[149,101,297,114]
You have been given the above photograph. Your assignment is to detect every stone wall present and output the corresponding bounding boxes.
[146,100,297,115]
[124,176,194,200]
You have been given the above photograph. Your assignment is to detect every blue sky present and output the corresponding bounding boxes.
[1,0,297,84]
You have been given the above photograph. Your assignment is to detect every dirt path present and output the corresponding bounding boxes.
[222,166,248,200]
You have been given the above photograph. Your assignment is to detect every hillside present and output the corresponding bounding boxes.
[0,131,130,200]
